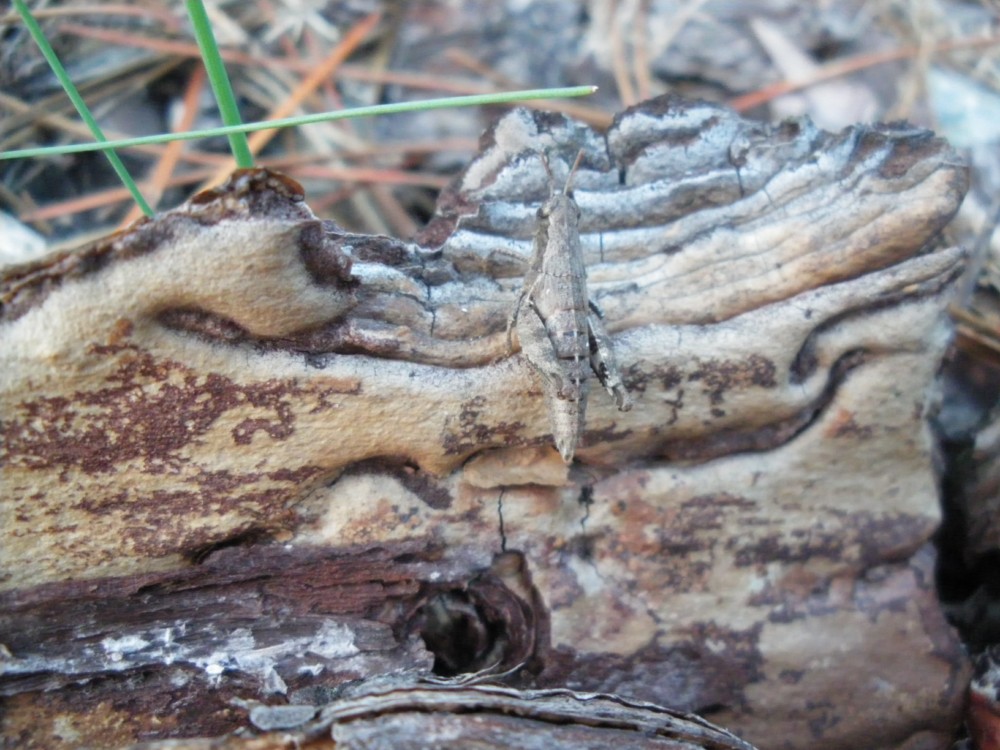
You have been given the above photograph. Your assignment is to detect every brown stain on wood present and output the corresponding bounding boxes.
[5,343,355,475]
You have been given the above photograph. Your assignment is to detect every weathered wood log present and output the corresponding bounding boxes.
[0,97,970,749]
[121,680,758,749]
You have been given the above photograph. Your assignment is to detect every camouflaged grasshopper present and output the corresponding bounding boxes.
[509,152,632,462]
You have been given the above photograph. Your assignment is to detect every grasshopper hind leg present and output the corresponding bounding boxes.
[588,301,632,411]
[516,301,572,397]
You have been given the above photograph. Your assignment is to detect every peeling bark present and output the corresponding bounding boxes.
[0,97,971,749]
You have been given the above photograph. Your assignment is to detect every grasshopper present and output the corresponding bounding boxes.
[509,152,632,462]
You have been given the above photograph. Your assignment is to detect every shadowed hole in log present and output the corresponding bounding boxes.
[413,590,509,676]
[406,553,545,678]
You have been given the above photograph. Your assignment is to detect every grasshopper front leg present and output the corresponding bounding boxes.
[588,300,632,412]
[506,271,541,354]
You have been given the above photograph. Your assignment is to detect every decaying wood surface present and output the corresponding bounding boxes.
[127,680,758,750]
[0,97,971,749]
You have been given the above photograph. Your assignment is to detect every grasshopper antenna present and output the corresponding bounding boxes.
[539,152,556,198]
[539,150,585,196]
[563,149,585,196]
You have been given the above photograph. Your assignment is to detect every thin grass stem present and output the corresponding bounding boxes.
[184,0,254,167]
[0,86,598,161]
[11,0,153,215]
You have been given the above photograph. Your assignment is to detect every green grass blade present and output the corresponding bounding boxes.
[184,0,253,167]
[12,0,154,216]
[0,86,598,160]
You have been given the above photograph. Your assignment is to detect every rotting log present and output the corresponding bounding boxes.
[0,96,971,749]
